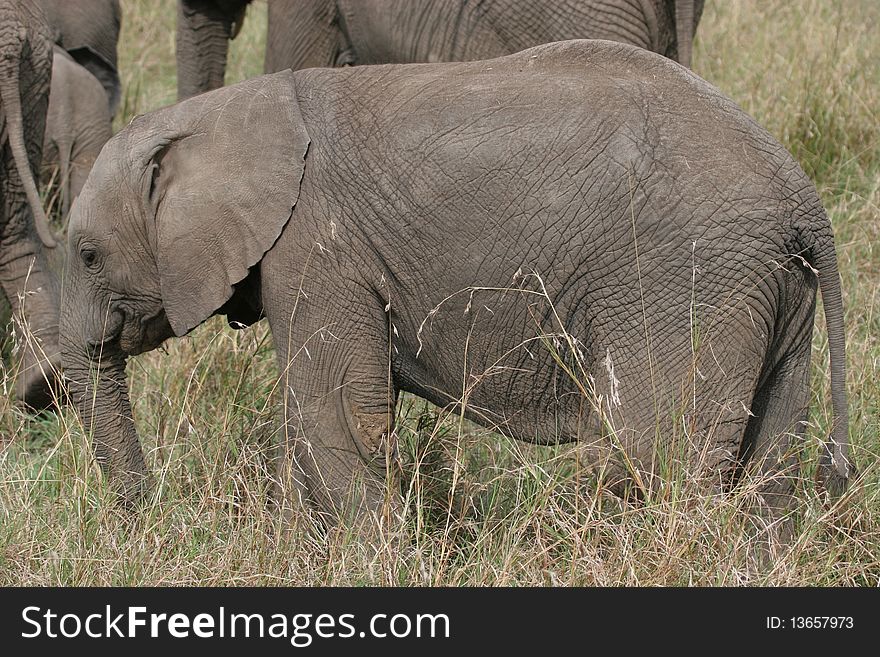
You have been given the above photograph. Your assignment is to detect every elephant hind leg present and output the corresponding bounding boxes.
[736,277,818,543]
[738,348,812,528]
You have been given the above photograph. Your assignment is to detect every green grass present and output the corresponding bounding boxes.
[1,0,878,585]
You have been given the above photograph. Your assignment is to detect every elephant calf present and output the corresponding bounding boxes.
[42,46,113,219]
[61,40,852,531]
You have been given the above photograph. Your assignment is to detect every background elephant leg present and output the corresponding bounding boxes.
[176,0,250,100]
[266,284,400,536]
[264,0,343,73]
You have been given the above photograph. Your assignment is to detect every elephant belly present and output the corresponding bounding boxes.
[390,290,605,447]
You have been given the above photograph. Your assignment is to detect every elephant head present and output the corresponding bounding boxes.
[61,73,307,503]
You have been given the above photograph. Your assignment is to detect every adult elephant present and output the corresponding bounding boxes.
[177,0,704,99]
[0,0,62,408]
[61,41,850,532]
[35,0,122,115]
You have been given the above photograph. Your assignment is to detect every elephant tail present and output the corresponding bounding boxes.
[0,35,57,249]
[802,216,852,496]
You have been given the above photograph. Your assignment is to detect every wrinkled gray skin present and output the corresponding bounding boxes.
[0,0,62,409]
[63,41,850,531]
[177,0,703,100]
[42,46,112,219]
[35,0,121,115]
[176,0,250,100]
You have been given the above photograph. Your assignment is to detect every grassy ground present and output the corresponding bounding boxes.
[1,0,878,585]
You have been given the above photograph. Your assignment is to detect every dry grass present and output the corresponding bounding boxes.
[1,0,878,585]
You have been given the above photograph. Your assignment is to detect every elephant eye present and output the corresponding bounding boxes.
[80,246,99,269]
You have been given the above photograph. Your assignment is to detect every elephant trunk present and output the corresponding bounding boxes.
[0,43,56,248]
[62,334,149,506]
[176,0,248,100]
[674,0,695,68]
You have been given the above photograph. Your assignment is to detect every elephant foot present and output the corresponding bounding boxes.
[15,350,63,411]
[111,470,154,511]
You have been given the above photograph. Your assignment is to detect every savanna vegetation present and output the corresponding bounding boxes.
[1,0,878,585]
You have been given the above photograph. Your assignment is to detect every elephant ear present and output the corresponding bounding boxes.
[150,73,309,337]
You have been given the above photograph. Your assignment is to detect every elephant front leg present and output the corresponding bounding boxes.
[266,287,401,538]
[275,380,400,536]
